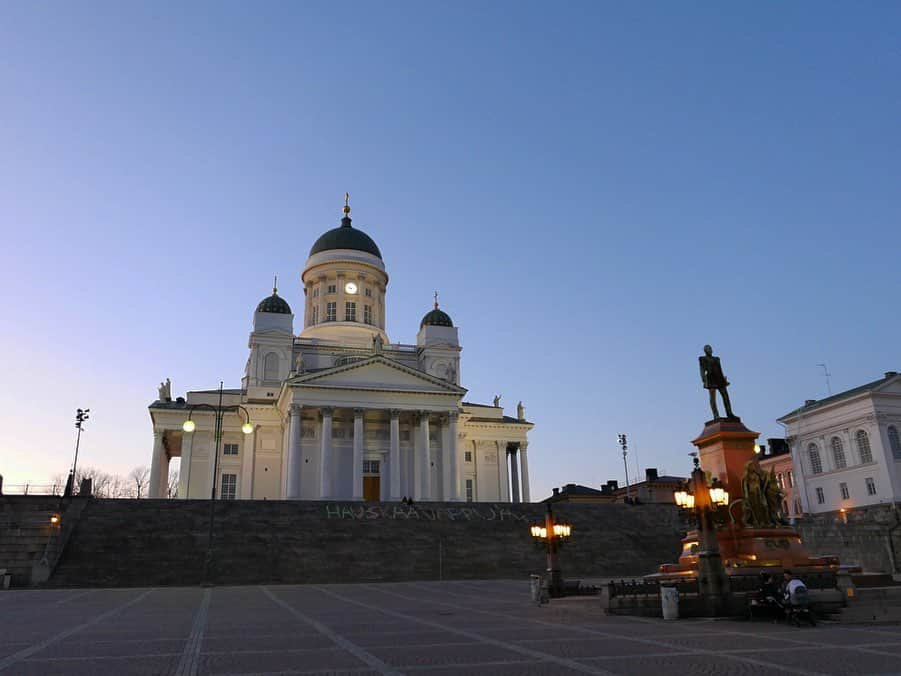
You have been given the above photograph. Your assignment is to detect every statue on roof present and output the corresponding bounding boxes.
[517,401,525,420]
[372,333,384,353]
[158,378,171,402]
[293,353,305,374]
[493,394,501,407]
[699,344,735,420]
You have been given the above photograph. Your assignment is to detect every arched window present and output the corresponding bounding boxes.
[888,426,901,460]
[831,436,847,469]
[856,430,873,464]
[808,444,823,474]
[263,352,279,381]
[794,498,803,516]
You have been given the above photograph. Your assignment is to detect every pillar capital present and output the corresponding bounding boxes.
[321,406,334,418]
[353,408,365,417]
[289,403,302,415]
[389,409,401,420]
[448,410,459,422]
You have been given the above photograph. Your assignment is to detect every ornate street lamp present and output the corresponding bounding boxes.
[530,503,573,598]
[673,455,730,610]
[180,382,253,585]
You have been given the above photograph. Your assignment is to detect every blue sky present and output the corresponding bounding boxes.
[1,2,899,498]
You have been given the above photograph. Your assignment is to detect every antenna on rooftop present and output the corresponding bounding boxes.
[817,363,832,396]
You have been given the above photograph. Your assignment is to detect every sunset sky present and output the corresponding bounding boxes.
[2,1,899,499]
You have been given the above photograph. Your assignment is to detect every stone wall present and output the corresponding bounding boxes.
[47,499,684,588]
[0,496,61,587]
[794,503,901,574]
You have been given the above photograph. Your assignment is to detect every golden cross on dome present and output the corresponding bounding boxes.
[343,192,351,216]
[434,291,439,309]
[273,274,278,294]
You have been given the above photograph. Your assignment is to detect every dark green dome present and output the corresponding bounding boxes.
[309,215,382,259]
[256,292,292,314]
[420,307,453,328]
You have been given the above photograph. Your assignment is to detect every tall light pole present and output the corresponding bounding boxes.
[65,408,90,497]
[617,434,630,502]
[181,381,253,585]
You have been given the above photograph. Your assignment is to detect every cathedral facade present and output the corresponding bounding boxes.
[148,201,533,503]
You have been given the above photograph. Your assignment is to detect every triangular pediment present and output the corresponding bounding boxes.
[288,355,466,395]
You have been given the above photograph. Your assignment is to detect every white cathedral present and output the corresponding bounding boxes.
[148,199,533,503]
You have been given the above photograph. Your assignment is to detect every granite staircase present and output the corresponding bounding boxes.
[48,499,684,588]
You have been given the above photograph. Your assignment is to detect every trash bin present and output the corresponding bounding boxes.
[661,585,679,620]
[530,575,543,605]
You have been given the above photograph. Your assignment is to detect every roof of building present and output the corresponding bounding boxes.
[542,483,606,502]
[467,416,530,425]
[420,307,453,328]
[309,213,382,259]
[780,371,900,419]
[256,291,292,314]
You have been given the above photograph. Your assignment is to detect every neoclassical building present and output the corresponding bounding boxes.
[148,200,533,503]
[778,370,901,514]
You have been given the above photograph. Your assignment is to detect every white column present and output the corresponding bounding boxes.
[448,412,459,501]
[178,432,193,499]
[509,445,520,503]
[241,425,256,499]
[496,441,509,502]
[353,408,364,500]
[389,410,401,500]
[149,429,165,498]
[415,412,431,500]
[441,415,452,501]
[319,407,333,498]
[520,441,531,503]
[286,405,303,499]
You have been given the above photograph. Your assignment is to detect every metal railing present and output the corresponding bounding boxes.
[2,484,63,496]
[609,571,837,600]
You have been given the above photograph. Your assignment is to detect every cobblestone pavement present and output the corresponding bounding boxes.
[2,580,901,675]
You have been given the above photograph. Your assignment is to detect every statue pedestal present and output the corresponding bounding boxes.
[692,417,758,504]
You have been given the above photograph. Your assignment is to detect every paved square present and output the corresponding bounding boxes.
[1,580,899,675]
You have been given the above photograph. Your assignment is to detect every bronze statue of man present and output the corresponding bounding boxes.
[699,344,735,419]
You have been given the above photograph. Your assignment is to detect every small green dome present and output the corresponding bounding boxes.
[309,215,382,259]
[256,292,292,314]
[420,307,453,328]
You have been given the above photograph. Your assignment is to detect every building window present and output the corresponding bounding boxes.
[313,287,319,298]
[866,477,876,496]
[362,460,380,475]
[787,470,794,488]
[365,287,372,297]
[856,430,873,464]
[808,444,822,474]
[345,301,356,322]
[363,304,372,324]
[831,437,847,470]
[326,302,336,322]
[221,473,237,500]
[782,500,788,515]
[464,451,472,462]
[839,482,850,500]
[465,479,474,502]
[223,443,239,456]
[327,284,336,294]
[311,305,319,325]
[794,498,803,516]
[776,473,784,489]
[263,352,279,381]
[815,487,824,504]
[889,426,901,460]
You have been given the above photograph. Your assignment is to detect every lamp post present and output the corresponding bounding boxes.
[617,433,630,502]
[674,456,731,613]
[181,381,253,584]
[529,502,572,598]
[65,408,90,497]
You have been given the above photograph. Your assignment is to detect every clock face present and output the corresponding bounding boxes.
[344,282,358,295]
